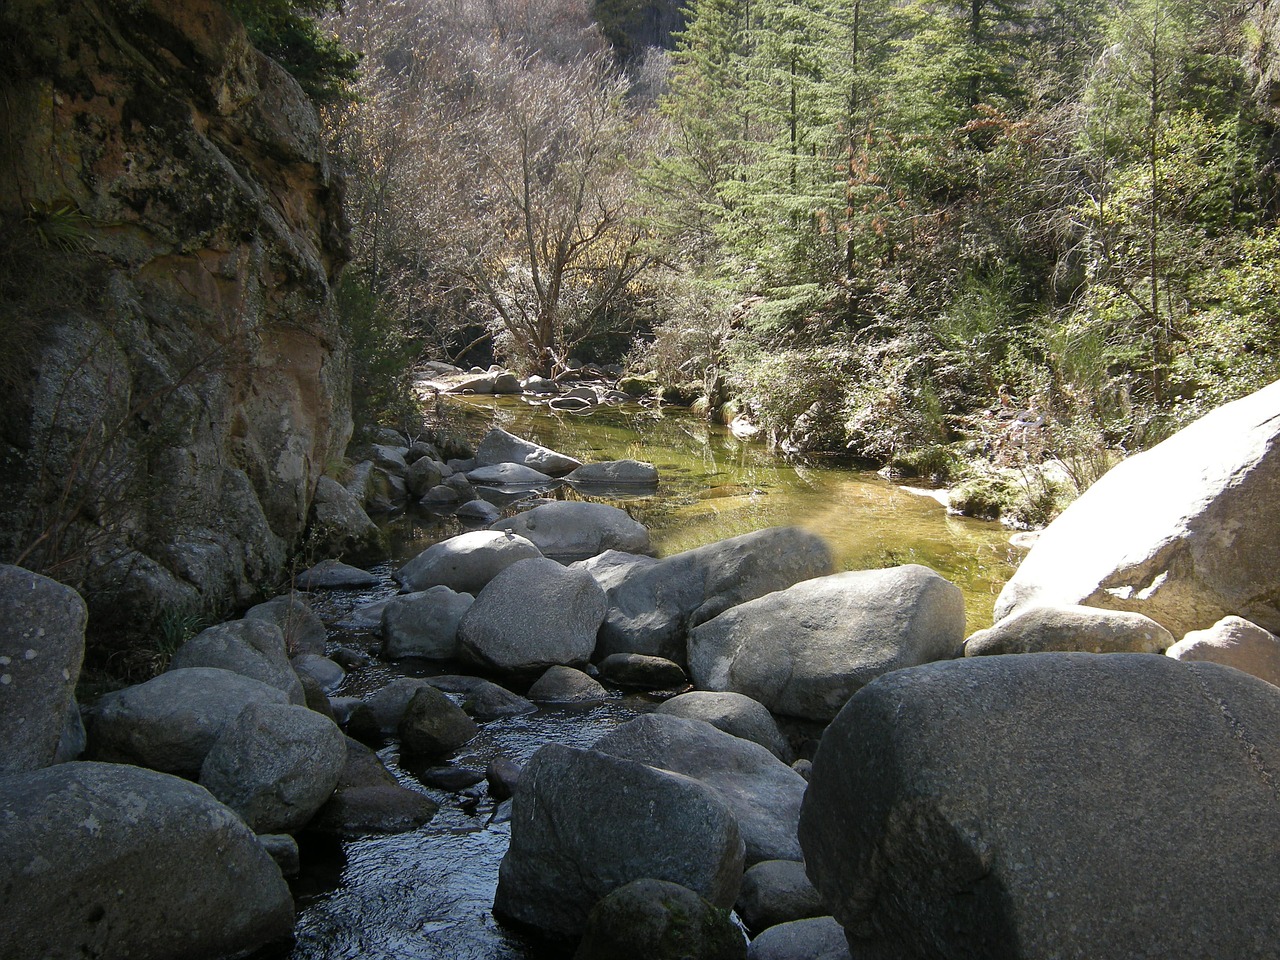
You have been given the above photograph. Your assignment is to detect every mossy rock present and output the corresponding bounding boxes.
[619,375,660,399]
[574,878,745,960]
[660,382,703,407]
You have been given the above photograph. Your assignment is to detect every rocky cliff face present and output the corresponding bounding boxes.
[0,0,351,633]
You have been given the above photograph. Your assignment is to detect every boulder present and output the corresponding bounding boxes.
[486,755,523,800]
[798,654,1280,960]
[454,499,502,524]
[449,373,496,394]
[594,713,807,864]
[493,744,746,938]
[565,460,660,486]
[54,697,88,764]
[397,686,478,759]
[598,527,834,664]
[747,918,851,960]
[168,619,305,705]
[655,691,792,763]
[964,603,1173,658]
[308,476,388,564]
[493,371,523,394]
[294,558,381,590]
[467,463,555,485]
[689,565,964,722]
[0,762,294,960]
[290,654,345,695]
[1167,615,1280,686]
[421,483,460,505]
[419,765,487,791]
[369,444,409,475]
[245,594,327,656]
[406,456,445,498]
[458,558,606,674]
[475,427,582,476]
[88,667,289,776]
[994,380,1280,636]
[490,501,652,561]
[395,530,542,594]
[523,375,559,395]
[574,878,747,960]
[347,677,441,741]
[423,675,537,719]
[258,833,301,878]
[597,653,688,690]
[381,586,474,661]
[296,671,337,721]
[527,664,609,703]
[308,736,439,835]
[575,550,660,592]
[736,860,825,933]
[337,597,393,631]
[199,702,347,834]
[0,564,86,774]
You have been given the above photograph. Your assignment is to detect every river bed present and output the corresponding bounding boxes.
[275,396,1022,960]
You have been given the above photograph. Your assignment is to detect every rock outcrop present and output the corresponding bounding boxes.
[994,380,1280,635]
[0,0,351,629]
[798,654,1280,959]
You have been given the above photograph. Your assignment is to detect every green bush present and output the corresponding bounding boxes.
[228,0,359,102]
[335,273,421,431]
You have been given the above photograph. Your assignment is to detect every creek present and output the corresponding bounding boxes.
[277,396,1022,960]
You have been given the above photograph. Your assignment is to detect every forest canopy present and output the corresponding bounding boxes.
[269,0,1279,503]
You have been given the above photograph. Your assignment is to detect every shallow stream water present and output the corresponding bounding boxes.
[276,396,1023,960]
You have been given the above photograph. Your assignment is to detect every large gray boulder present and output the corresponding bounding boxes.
[0,762,294,959]
[308,736,439,836]
[394,530,542,594]
[493,744,746,938]
[88,667,289,776]
[994,379,1280,635]
[965,603,1173,658]
[347,677,441,741]
[423,674,537,719]
[574,878,746,960]
[0,564,86,774]
[308,475,388,564]
[747,918,851,960]
[736,860,825,934]
[199,702,347,834]
[598,527,835,664]
[798,654,1280,960]
[381,585,474,660]
[458,558,606,674]
[594,713,807,864]
[1166,615,1280,686]
[397,685,478,759]
[245,594,327,657]
[475,427,582,476]
[490,501,652,561]
[689,566,964,722]
[527,664,609,703]
[167,619,305,705]
[655,691,792,763]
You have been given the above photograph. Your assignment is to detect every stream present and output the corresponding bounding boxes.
[275,396,1023,960]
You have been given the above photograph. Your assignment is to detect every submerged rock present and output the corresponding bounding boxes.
[798,654,1280,959]
[309,737,439,835]
[295,559,381,590]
